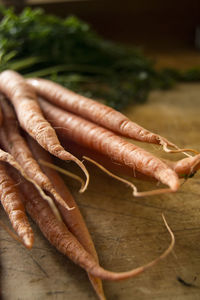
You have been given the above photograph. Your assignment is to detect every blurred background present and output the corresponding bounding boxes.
[1,0,200,111]
[2,1,200,47]
[2,0,200,69]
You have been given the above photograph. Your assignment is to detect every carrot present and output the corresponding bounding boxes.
[27,77,196,155]
[0,70,89,193]
[60,137,158,181]
[0,96,75,211]
[38,98,180,192]
[10,166,174,281]
[0,162,33,248]
[0,219,25,245]
[0,133,62,220]
[27,136,106,300]
[83,155,173,198]
[61,138,200,182]
[164,154,200,178]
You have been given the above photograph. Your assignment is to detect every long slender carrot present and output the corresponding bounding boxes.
[0,70,89,193]
[0,96,75,211]
[38,98,180,192]
[61,138,200,181]
[27,77,195,155]
[60,137,157,181]
[10,166,174,281]
[0,162,33,248]
[0,134,62,220]
[27,136,106,300]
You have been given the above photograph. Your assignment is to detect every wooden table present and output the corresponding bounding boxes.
[1,82,200,299]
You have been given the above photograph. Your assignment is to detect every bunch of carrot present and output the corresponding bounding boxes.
[0,69,199,299]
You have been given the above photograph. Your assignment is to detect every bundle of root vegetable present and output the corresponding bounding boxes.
[0,70,200,299]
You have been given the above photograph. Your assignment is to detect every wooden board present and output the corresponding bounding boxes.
[1,83,200,300]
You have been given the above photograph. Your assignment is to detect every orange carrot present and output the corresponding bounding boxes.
[27,77,194,154]
[164,154,200,178]
[0,219,25,245]
[61,138,200,181]
[27,136,106,300]
[0,162,33,248]
[61,137,156,181]
[39,98,180,192]
[0,70,89,193]
[10,166,174,281]
[0,133,63,220]
[0,96,74,211]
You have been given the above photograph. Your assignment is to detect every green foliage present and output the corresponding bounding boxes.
[0,6,199,110]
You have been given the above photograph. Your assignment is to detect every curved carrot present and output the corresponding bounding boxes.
[0,96,74,211]
[27,78,195,155]
[11,167,174,281]
[27,136,106,300]
[0,70,89,193]
[39,98,180,192]
[164,154,200,178]
[0,162,33,248]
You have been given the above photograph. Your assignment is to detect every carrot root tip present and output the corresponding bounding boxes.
[23,235,34,249]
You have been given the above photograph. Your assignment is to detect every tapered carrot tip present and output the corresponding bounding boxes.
[88,273,107,300]
[159,168,180,192]
[0,220,33,249]
[58,151,89,193]
[86,214,175,281]
[83,156,178,197]
[23,234,34,249]
[174,154,200,176]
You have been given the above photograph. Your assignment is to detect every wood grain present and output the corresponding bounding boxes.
[1,83,200,299]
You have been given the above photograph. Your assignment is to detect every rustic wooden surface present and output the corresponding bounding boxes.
[1,83,200,300]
